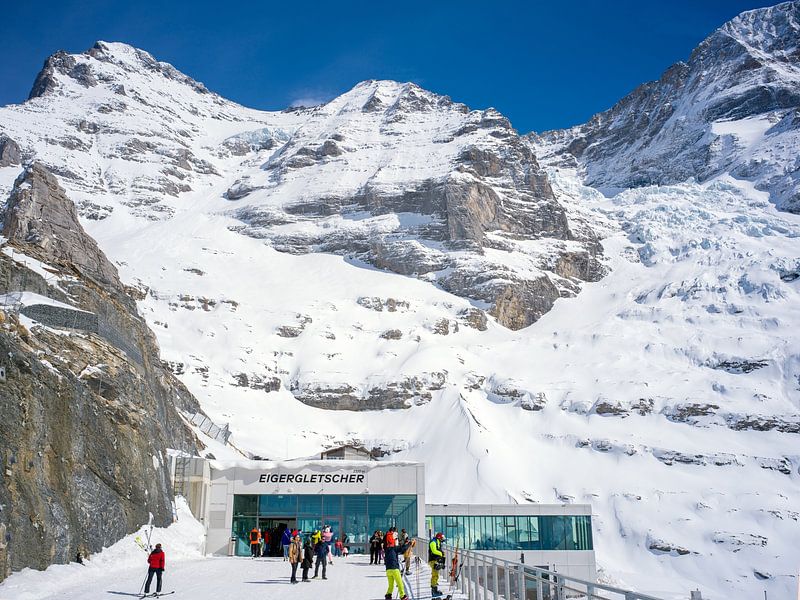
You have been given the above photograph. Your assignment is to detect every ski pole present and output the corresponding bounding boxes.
[138,569,149,597]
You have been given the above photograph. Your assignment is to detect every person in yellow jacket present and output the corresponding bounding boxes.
[428,532,445,596]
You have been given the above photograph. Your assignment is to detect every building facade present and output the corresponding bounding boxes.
[426,503,596,582]
[177,457,425,556]
[172,456,596,581]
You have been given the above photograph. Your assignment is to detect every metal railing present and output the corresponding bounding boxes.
[409,537,665,600]
[186,412,231,444]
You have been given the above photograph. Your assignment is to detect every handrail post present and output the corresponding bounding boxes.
[493,557,500,600]
[504,558,511,600]
[517,565,525,600]
[472,555,480,600]
[535,568,543,600]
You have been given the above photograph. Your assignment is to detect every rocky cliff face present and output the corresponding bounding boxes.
[533,0,800,213]
[0,162,201,579]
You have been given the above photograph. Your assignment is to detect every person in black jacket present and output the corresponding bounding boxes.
[384,537,413,600]
[369,530,382,564]
[301,538,314,582]
[312,539,327,579]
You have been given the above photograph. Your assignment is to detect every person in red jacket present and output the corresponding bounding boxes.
[144,543,166,595]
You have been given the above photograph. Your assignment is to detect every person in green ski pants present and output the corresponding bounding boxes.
[428,533,445,597]
[384,535,414,600]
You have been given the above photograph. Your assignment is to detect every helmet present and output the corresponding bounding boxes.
[436,532,444,540]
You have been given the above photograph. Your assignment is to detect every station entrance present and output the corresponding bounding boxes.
[231,493,418,556]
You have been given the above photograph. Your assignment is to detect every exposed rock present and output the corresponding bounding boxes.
[2,164,122,291]
[379,329,403,340]
[231,372,281,392]
[356,297,410,312]
[534,2,800,212]
[458,308,488,331]
[726,414,800,434]
[594,400,628,417]
[291,372,446,411]
[709,359,769,374]
[0,201,202,579]
[225,177,263,200]
[432,318,458,335]
[712,532,768,548]
[276,325,303,338]
[647,536,693,556]
[0,135,21,167]
[665,403,719,422]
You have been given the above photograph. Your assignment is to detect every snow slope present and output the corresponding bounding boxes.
[0,7,799,598]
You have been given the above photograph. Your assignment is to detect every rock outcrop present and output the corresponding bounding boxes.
[0,135,21,167]
[0,164,202,580]
[533,1,800,213]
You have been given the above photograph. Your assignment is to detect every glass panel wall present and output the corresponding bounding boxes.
[424,514,592,551]
[231,494,418,556]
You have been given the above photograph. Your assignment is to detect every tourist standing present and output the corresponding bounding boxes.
[281,527,292,561]
[428,532,445,597]
[301,538,314,582]
[288,534,301,583]
[312,539,328,579]
[369,530,381,564]
[249,527,261,558]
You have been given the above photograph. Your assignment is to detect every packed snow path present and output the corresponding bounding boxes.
[0,554,457,600]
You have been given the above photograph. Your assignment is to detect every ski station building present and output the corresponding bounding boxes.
[172,448,597,581]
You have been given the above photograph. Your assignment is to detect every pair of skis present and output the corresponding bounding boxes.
[138,592,174,598]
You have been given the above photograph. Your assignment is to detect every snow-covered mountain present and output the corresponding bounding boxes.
[533,1,800,213]
[1,3,799,598]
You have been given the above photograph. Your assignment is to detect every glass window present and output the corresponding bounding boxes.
[259,494,297,515]
[343,496,368,545]
[517,516,540,550]
[541,516,575,550]
[297,495,323,516]
[297,517,321,536]
[572,515,593,550]
[233,495,258,516]
[393,496,418,538]
[232,516,257,555]
[368,495,395,533]
[469,516,482,550]
[323,495,343,520]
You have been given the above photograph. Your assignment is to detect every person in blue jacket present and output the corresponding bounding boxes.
[281,527,292,561]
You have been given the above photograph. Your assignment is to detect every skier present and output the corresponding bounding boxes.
[281,527,292,561]
[428,532,446,597]
[288,534,302,583]
[384,534,414,600]
[143,543,166,596]
[301,537,314,582]
[312,538,327,579]
[249,527,261,558]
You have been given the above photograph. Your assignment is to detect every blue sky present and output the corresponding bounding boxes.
[0,0,769,132]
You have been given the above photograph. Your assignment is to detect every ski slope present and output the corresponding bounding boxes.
[0,501,448,600]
